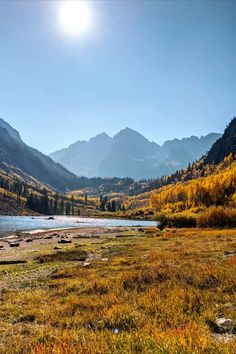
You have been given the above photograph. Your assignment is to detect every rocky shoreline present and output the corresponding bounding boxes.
[0,226,135,262]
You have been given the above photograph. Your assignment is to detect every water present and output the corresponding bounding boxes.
[0,216,156,235]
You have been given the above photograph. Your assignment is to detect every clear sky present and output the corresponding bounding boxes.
[0,0,235,154]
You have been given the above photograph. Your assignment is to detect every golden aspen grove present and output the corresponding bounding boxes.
[150,155,236,213]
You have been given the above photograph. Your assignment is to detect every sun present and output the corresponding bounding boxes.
[58,1,93,38]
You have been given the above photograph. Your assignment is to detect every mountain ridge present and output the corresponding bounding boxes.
[0,120,82,191]
[50,128,221,180]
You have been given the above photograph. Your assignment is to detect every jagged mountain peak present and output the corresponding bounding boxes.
[113,127,149,143]
[89,132,112,143]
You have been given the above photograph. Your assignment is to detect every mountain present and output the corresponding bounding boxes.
[0,118,138,195]
[125,117,236,212]
[161,133,221,167]
[50,127,221,180]
[147,118,236,191]
[0,119,82,191]
[0,118,22,142]
[203,118,236,165]
[97,128,163,179]
[51,133,113,177]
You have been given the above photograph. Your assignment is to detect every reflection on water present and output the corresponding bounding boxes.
[0,216,156,235]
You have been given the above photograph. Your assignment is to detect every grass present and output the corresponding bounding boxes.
[0,227,236,353]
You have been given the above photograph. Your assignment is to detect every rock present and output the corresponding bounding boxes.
[101,258,109,261]
[25,239,33,243]
[44,236,53,239]
[223,251,235,258]
[83,262,90,267]
[58,239,72,244]
[9,242,20,247]
[0,260,27,265]
[74,235,90,239]
[54,246,62,250]
[215,318,233,333]
[47,217,54,220]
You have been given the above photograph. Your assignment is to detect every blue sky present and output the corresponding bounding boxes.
[0,0,235,154]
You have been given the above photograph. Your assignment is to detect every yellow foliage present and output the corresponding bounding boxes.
[151,159,236,212]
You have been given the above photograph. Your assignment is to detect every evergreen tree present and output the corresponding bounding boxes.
[65,202,71,215]
[107,201,111,212]
[60,199,65,215]
[111,200,116,212]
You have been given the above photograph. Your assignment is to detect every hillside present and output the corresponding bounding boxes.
[124,117,236,214]
[0,121,81,191]
[203,117,236,165]
[150,155,236,212]
[0,194,34,216]
[0,164,101,216]
[50,127,221,179]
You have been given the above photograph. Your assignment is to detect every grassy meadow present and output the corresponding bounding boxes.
[0,226,235,353]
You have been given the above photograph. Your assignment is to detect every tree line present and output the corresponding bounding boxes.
[0,175,79,215]
[98,195,126,212]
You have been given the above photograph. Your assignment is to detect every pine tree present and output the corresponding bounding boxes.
[65,202,71,215]
[60,199,65,215]
[111,200,116,212]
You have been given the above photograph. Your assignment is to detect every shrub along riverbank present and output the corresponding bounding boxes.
[156,206,236,229]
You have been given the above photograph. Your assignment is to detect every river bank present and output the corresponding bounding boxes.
[0,226,138,263]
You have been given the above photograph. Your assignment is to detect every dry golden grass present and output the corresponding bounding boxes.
[0,227,236,353]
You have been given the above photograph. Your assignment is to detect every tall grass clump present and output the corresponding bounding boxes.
[197,206,236,228]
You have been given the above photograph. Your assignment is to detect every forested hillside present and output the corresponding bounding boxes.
[124,118,236,215]
[150,155,236,212]
[0,167,96,216]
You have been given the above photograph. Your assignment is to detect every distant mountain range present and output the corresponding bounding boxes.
[50,128,221,179]
[0,118,138,194]
[0,117,222,193]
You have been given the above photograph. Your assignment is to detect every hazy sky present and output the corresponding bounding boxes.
[0,0,235,154]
